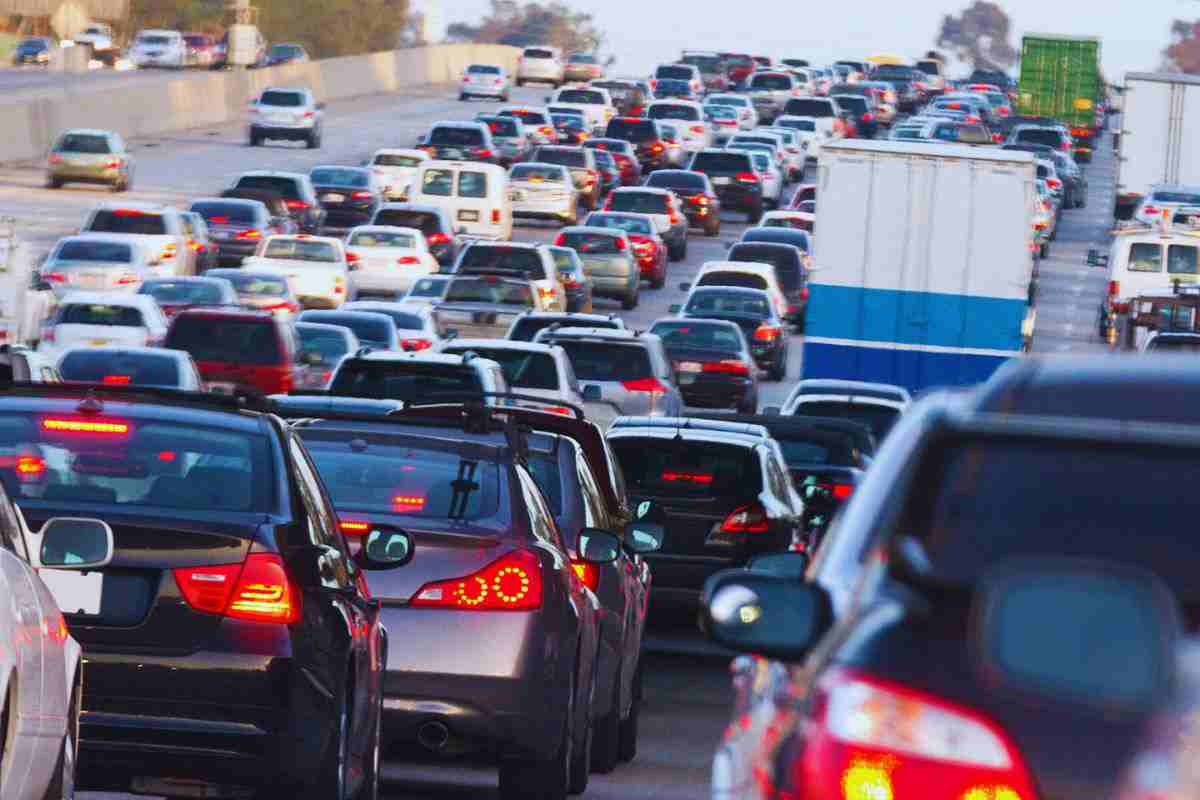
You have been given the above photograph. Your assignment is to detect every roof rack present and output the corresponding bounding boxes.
[0,382,274,413]
[609,415,771,438]
[453,267,531,279]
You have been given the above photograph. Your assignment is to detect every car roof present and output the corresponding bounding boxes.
[540,326,643,342]
[350,351,475,365]
[791,379,912,403]
[0,388,269,434]
[91,201,173,214]
[513,310,624,324]
[441,339,560,355]
[347,225,423,236]
[611,187,671,196]
[608,415,769,443]
[58,128,114,138]
[192,196,263,209]
[55,232,143,246]
[700,260,777,277]
[142,275,229,286]
[59,291,158,308]
[372,148,428,156]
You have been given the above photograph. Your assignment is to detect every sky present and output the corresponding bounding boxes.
[434,0,1195,80]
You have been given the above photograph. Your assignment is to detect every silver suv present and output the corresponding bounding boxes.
[248,87,325,149]
[516,45,564,87]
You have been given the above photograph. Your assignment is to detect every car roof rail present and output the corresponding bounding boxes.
[403,391,585,421]
[0,382,274,413]
[609,415,771,438]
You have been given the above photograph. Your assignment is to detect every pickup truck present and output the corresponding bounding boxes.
[432,272,538,340]
[242,234,350,309]
[546,86,615,131]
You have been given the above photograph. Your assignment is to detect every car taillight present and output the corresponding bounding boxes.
[571,559,599,591]
[584,170,597,187]
[631,239,654,255]
[1046,178,1061,189]
[285,199,309,210]
[553,233,567,246]
[688,195,710,206]
[1141,205,1159,216]
[861,112,874,122]
[14,455,46,481]
[104,158,121,169]
[426,232,451,247]
[411,549,543,610]
[339,520,371,536]
[650,142,664,154]
[818,482,854,501]
[474,148,494,159]
[351,191,373,200]
[1061,140,1070,151]
[48,154,64,165]
[754,325,781,341]
[1108,280,1120,297]
[539,126,554,137]
[491,208,501,224]
[401,337,433,351]
[174,553,300,624]
[621,376,666,393]
[613,237,627,251]
[690,124,705,134]
[396,255,420,265]
[115,273,138,285]
[702,360,751,376]
[720,502,769,533]
[235,228,262,241]
[794,669,1035,800]
[736,172,759,184]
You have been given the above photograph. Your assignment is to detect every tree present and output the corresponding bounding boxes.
[935,0,1017,70]
[448,0,602,54]
[1164,19,1200,73]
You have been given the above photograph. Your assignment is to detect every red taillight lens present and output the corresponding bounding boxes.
[339,520,371,536]
[102,374,131,385]
[818,482,855,501]
[104,158,121,169]
[661,470,714,485]
[285,200,309,210]
[14,455,46,481]
[401,338,433,351]
[491,208,501,224]
[621,376,666,393]
[44,271,66,283]
[1108,280,1120,297]
[862,112,874,122]
[754,325,782,341]
[411,549,543,610]
[735,172,759,184]
[351,191,373,200]
[228,554,301,623]
[396,255,420,265]
[1142,206,1159,216]
[690,124,705,134]
[570,559,599,591]
[474,148,494,159]
[174,562,241,615]
[1046,178,1061,189]
[614,237,627,251]
[553,233,567,246]
[539,126,554,137]
[650,142,664,154]
[48,154,64,165]
[235,228,262,241]
[426,232,451,246]
[688,195,710,206]
[720,502,769,533]
[702,359,751,376]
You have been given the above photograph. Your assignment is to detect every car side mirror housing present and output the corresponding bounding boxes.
[579,528,621,564]
[38,517,114,570]
[678,282,691,292]
[581,384,602,402]
[700,569,832,660]
[668,303,682,314]
[624,520,664,554]
[355,527,415,570]
[747,551,809,579]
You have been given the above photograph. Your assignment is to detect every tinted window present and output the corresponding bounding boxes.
[791,400,899,439]
[1128,243,1162,273]
[751,73,792,90]
[526,453,564,515]
[141,281,224,305]
[330,362,479,402]
[430,127,484,146]
[561,232,623,255]
[191,202,258,225]
[784,99,834,117]
[55,134,110,154]
[86,210,167,236]
[60,351,181,387]
[649,321,743,353]
[457,246,547,279]
[835,96,868,114]
[481,117,518,136]
[646,172,705,191]
[509,317,621,341]
[587,214,653,234]
[1169,245,1199,275]
[501,110,548,126]
[59,304,145,327]
[458,172,488,199]
[611,438,761,498]
[1015,128,1062,148]
[685,289,769,316]
[406,277,449,298]
[511,164,569,183]
[55,241,132,263]
[219,273,288,296]
[372,153,423,168]
[263,238,338,262]
[728,244,801,290]
[555,341,650,381]
[445,278,534,306]
[524,48,554,59]
[442,348,558,390]
[347,230,417,248]
[558,90,604,104]
[260,91,304,107]
[373,210,441,234]
[302,314,391,346]
[0,415,270,511]
[605,119,657,141]
[310,168,369,187]
[690,152,752,173]
[235,176,303,200]
[648,104,700,121]
[697,271,768,291]
[165,317,283,365]
[655,66,693,80]
[297,325,352,362]
[607,193,670,215]
[468,64,501,74]
[421,169,454,197]
[536,149,587,168]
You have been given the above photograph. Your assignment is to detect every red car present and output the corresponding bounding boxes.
[163,309,297,395]
[720,52,756,86]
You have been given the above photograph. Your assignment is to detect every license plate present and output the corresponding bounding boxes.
[89,339,110,346]
[713,177,731,186]
[40,570,103,616]
[444,148,463,159]
[323,193,344,203]
[678,361,702,373]
[458,209,480,222]
[208,382,236,395]
[270,114,292,125]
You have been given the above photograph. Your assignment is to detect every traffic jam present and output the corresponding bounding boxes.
[1,29,1200,800]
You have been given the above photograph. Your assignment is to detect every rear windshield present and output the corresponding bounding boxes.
[555,341,650,381]
[0,415,270,511]
[303,314,391,346]
[915,60,940,76]
[468,64,501,74]
[191,202,258,225]
[784,99,833,117]
[698,271,768,291]
[1015,128,1062,147]
[297,325,352,362]
[587,214,653,235]
[430,127,484,146]
[605,119,658,142]
[648,104,700,121]
[141,281,224,305]
[330,362,480,403]
[611,438,761,498]
[536,149,587,168]
[690,151,752,173]
[482,117,519,136]
[524,48,554,59]
[263,239,339,262]
[561,232,623,255]
[655,65,693,81]
[553,115,586,131]
[55,241,132,263]
[59,351,180,387]
[55,134,110,154]
[728,244,800,289]
[372,153,423,168]
[509,317,620,341]
[791,400,899,440]
[442,347,558,390]
[607,193,669,215]
[558,89,604,104]
[219,273,288,296]
[589,139,633,154]
[235,176,302,200]
[373,209,440,234]
[86,210,167,236]
[650,321,742,353]
[1152,191,1200,205]
[165,317,282,365]
[310,168,369,187]
[685,289,769,316]
[655,80,693,96]
[445,277,534,306]
[750,73,792,90]
[511,164,569,183]
[299,430,500,521]
[835,96,868,113]
[347,230,417,248]
[646,172,705,192]
[59,304,144,327]
[260,91,304,107]
[501,110,548,125]
[457,246,547,280]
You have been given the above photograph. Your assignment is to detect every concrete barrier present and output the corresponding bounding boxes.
[0,43,522,165]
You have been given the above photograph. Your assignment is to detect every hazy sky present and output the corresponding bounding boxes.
[440,0,1193,79]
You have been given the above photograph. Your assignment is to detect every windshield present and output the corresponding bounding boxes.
[607,193,669,215]
[587,214,653,235]
[60,351,181,387]
[218,273,288,296]
[58,304,144,327]
[690,152,752,173]
[191,202,257,225]
[524,48,554,59]
[235,176,302,200]
[86,210,167,236]
[263,239,339,262]
[330,362,481,402]
[141,281,224,305]
[1152,191,1200,205]
[303,314,391,346]
[0,415,270,511]
[791,400,899,439]
[310,168,369,188]
[166,317,283,364]
[430,127,484,146]
[299,431,500,520]
[561,232,624,255]
[260,91,304,107]
[650,321,743,353]
[442,348,559,390]
[611,438,760,499]
[685,289,769,316]
[606,119,657,142]
[785,99,834,117]
[708,95,747,108]
[536,149,587,168]
[347,230,417,248]
[457,246,547,279]
[372,153,423,168]
[556,341,651,381]
[511,164,568,183]
[648,104,700,121]
[55,134,110,154]
[445,278,534,306]
[298,325,352,362]
[646,173,705,192]
[55,241,132,263]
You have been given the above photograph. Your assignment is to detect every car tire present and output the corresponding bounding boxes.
[622,288,638,310]
[500,668,572,800]
[248,130,259,147]
[516,78,525,87]
[705,219,720,237]
[307,129,321,150]
[769,354,786,382]
[590,666,621,774]
[747,206,762,224]
[617,663,642,763]
[42,672,80,800]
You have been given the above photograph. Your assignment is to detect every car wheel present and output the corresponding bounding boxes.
[307,130,320,149]
[248,131,259,147]
[590,662,621,774]
[747,206,762,224]
[500,667,572,800]
[41,671,80,800]
[622,287,638,310]
[617,663,642,763]
[705,219,720,237]
[1040,242,1050,259]
[769,353,787,382]
[516,78,525,87]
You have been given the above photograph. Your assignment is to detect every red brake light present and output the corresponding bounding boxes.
[661,470,714,485]
[621,376,666,393]
[690,124,705,134]
[392,494,425,512]
[754,325,782,341]
[862,112,874,122]
[1142,206,1159,216]
[14,455,46,480]
[350,191,373,200]
[176,553,300,624]
[720,502,769,533]
[48,154,64,165]
[1046,178,1061,189]
[44,271,66,283]
[397,255,420,265]
[101,374,131,385]
[235,228,262,241]
[285,199,309,210]
[554,233,567,246]
[735,172,759,184]
[474,148,494,159]
[401,338,433,352]
[570,559,599,592]
[411,549,543,610]
[426,232,451,246]
[614,237,627,251]
[339,520,371,536]
[1108,280,1120,297]
[40,417,130,436]
[491,208,501,224]
[702,359,751,376]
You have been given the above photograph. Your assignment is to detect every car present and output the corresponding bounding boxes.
[591,148,622,194]
[704,93,758,130]
[45,128,133,192]
[606,415,803,614]
[651,63,703,97]
[1007,122,1072,155]
[328,350,509,404]
[453,241,566,311]
[590,79,649,116]
[655,122,687,166]
[247,87,324,148]
[777,378,911,440]
[690,259,790,319]
[643,170,722,236]
[243,234,350,309]
[459,63,511,100]
[137,276,239,319]
[370,203,458,267]
[754,210,813,233]
[548,85,615,131]
[294,321,359,389]
[298,309,400,352]
[687,149,764,223]
[344,225,439,299]
[308,165,383,230]
[420,121,497,163]
[584,138,643,185]
[230,170,325,234]
[409,160,514,241]
[37,292,168,361]
[365,148,430,200]
[12,35,51,65]
[831,93,879,138]
[57,345,203,389]
[428,273,541,339]
[438,339,585,410]
[164,308,297,394]
[74,22,114,52]
[564,52,604,82]
[0,384,414,798]
[398,274,453,308]
[727,241,809,327]
[703,104,741,143]
[0,344,59,382]
[535,327,683,417]
[78,203,193,277]
[1005,143,1087,209]
[775,114,833,161]
[745,71,799,124]
[516,44,565,87]
[1142,331,1200,352]
[204,268,300,317]
[531,146,602,210]
[506,310,626,342]
[719,52,756,87]
[759,127,807,181]
[680,50,731,93]
[40,234,157,298]
[341,300,439,351]
[601,187,688,261]
[649,317,758,412]
[1133,184,1200,226]
[550,112,590,146]
[548,245,594,312]
[554,226,639,310]
[262,41,308,65]
[673,285,789,380]
[179,210,218,273]
[583,211,669,288]
[738,149,784,209]
[781,96,847,140]
[476,114,532,166]
[181,32,216,66]
[646,100,710,154]
[652,78,701,102]
[498,106,559,146]
[129,28,185,68]
[509,163,579,227]
[214,189,296,237]
[601,118,668,171]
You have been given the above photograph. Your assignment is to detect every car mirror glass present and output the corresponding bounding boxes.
[39,517,114,570]
[624,520,663,554]
[579,528,621,564]
[701,569,832,659]
[581,384,602,402]
[358,527,415,570]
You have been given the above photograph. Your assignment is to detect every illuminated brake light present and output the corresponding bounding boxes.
[15,455,45,480]
[393,494,425,512]
[339,520,371,535]
[702,359,751,376]
[754,325,782,341]
[102,374,131,385]
[397,255,420,265]
[350,191,373,200]
[571,559,599,591]
[401,338,433,351]
[41,417,130,435]
[285,199,309,210]
[721,502,769,533]
[411,549,543,610]
[661,470,714,485]
[621,376,666,393]
[735,172,759,184]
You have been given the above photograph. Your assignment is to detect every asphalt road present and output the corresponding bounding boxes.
[0,64,193,99]
[0,82,1118,799]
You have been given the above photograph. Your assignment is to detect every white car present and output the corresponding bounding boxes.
[129,29,185,68]
[1134,185,1200,227]
[57,345,204,389]
[37,292,169,361]
[41,234,159,298]
[0,514,114,800]
[79,202,192,278]
[438,339,585,411]
[776,114,833,162]
[656,122,686,166]
[343,225,438,299]
[509,162,578,226]
[244,234,350,309]
[547,85,615,131]
[760,127,807,181]
[705,93,759,130]
[248,86,324,149]
[460,63,511,101]
[75,22,114,51]
[365,148,429,200]
[646,100,710,153]
[779,378,912,435]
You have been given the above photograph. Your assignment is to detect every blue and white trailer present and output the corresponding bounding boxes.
[803,139,1037,393]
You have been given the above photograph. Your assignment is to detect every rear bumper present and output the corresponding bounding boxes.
[321,208,375,229]
[713,186,761,212]
[250,124,314,141]
[591,273,636,298]
[49,166,120,184]
[679,375,754,408]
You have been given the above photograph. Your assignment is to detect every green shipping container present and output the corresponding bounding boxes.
[1017,34,1102,130]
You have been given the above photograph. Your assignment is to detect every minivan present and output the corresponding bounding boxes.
[164,308,296,394]
[409,161,513,241]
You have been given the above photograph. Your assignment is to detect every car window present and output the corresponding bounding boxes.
[220,273,289,296]
[297,326,352,362]
[481,117,519,137]
[690,152,752,173]
[516,464,562,547]
[430,127,484,146]
[686,289,769,316]
[792,400,899,440]
[56,134,111,154]
[655,66,694,80]
[650,321,743,353]
[303,314,391,346]
[526,452,565,516]
[697,271,769,291]
[235,176,303,200]
[648,104,700,121]
[445,277,534,306]
[605,119,657,141]
[59,304,145,327]
[587,214,653,234]
[142,281,224,304]
[607,193,669,216]
[523,48,554,59]
[59,351,181,387]
[373,210,440,234]
[751,74,792,90]
[55,241,133,263]
[263,239,338,262]
[87,210,168,236]
[561,232,623,255]
[1128,243,1163,273]
[784,99,833,117]
[556,341,650,381]
[457,246,547,279]
[330,361,479,402]
[646,173,705,192]
[192,202,259,226]
[468,64,501,74]
[406,276,449,298]
[558,90,604,104]
[458,171,488,199]
[310,168,369,187]
[421,169,454,197]
[166,317,283,364]
[347,230,417,248]
[1015,128,1062,148]
[611,438,763,499]
[537,149,587,168]
[260,91,304,107]
[372,153,423,168]
[442,347,558,390]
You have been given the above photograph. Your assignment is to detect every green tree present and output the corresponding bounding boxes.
[448,0,602,54]
[1164,19,1200,73]
[935,0,1017,70]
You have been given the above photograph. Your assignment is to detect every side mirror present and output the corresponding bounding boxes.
[581,383,602,402]
[678,282,691,292]
[38,517,114,570]
[579,528,621,564]
[700,569,832,660]
[747,551,809,579]
[356,527,415,570]
[624,520,664,554]
[668,303,682,314]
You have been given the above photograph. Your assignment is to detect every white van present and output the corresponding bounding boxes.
[129,29,186,69]
[409,161,513,242]
[1092,221,1200,339]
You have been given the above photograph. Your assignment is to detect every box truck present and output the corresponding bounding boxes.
[1017,34,1103,162]
[1114,72,1200,220]
[803,139,1037,393]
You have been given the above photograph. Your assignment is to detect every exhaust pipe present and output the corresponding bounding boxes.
[417,721,450,752]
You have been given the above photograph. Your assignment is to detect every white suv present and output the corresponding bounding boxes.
[516,45,564,87]
[248,87,324,149]
[130,29,185,68]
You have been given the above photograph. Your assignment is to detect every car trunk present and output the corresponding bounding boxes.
[55,262,138,292]
[665,345,748,386]
[433,302,528,339]
[348,526,508,603]
[314,183,372,213]
[55,323,148,349]
[579,253,627,281]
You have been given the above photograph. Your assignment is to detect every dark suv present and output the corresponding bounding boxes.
[230,171,324,234]
[187,197,274,267]
[0,384,414,797]
[687,149,763,223]
[604,118,669,171]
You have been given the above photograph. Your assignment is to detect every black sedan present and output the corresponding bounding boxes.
[673,285,790,381]
[649,317,758,412]
[308,165,384,230]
